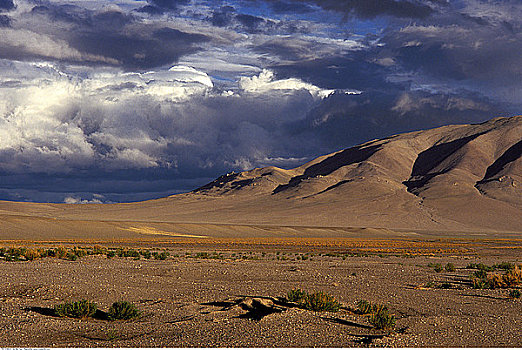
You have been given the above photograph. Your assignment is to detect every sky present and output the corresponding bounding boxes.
[0,0,520,203]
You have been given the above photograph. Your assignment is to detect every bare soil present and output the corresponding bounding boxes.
[1,239,521,347]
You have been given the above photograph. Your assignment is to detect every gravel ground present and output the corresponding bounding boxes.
[1,244,521,347]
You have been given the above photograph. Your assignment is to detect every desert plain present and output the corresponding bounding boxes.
[0,235,521,347]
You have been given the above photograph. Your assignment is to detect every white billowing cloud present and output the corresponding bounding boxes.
[0,63,216,172]
[239,69,334,98]
[85,65,213,101]
[0,62,336,175]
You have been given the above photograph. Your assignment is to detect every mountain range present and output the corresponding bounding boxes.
[1,115,520,240]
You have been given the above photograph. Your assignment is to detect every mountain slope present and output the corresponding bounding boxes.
[181,115,521,232]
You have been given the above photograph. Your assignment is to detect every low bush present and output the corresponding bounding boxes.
[472,265,522,289]
[193,252,223,259]
[472,277,491,289]
[299,291,341,312]
[153,251,169,260]
[487,266,522,289]
[494,262,515,271]
[356,300,387,314]
[23,248,41,261]
[368,308,396,330]
[428,263,443,272]
[54,300,97,318]
[439,282,452,289]
[287,288,307,303]
[445,263,456,272]
[286,289,341,312]
[107,301,141,320]
[91,245,106,255]
[66,252,78,261]
[71,247,87,258]
[509,289,521,299]
[356,300,373,314]
[140,250,152,259]
[466,262,494,272]
[55,246,68,259]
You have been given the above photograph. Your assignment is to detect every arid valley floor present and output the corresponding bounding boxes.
[1,235,521,347]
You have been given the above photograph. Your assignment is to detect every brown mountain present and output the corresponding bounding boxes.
[1,116,521,241]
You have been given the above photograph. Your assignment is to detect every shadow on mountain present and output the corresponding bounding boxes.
[273,144,380,194]
[403,132,485,194]
[476,140,522,184]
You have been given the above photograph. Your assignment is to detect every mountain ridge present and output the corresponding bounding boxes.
[193,116,521,204]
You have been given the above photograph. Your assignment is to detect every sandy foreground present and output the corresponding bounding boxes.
[1,237,521,348]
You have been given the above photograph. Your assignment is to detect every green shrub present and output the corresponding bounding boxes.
[107,301,141,320]
[487,266,522,288]
[106,251,116,258]
[368,308,396,330]
[356,300,373,314]
[428,263,443,272]
[92,245,106,255]
[193,252,223,259]
[494,262,515,271]
[126,249,140,258]
[509,289,521,299]
[356,300,387,314]
[153,251,169,260]
[72,247,87,258]
[439,282,452,289]
[66,252,78,261]
[56,246,68,259]
[287,288,307,303]
[473,269,488,279]
[472,277,491,289]
[472,265,522,289]
[466,262,494,272]
[299,291,341,312]
[22,248,40,261]
[140,250,152,259]
[45,248,57,257]
[445,263,456,272]
[54,300,97,318]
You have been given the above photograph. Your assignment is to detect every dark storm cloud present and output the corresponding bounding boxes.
[269,54,393,91]
[9,4,210,69]
[208,5,235,27]
[286,89,508,153]
[208,5,279,34]
[382,22,522,95]
[71,26,208,70]
[30,4,91,25]
[0,0,15,11]
[268,0,315,14]
[325,0,435,19]
[250,0,436,19]
[0,14,10,26]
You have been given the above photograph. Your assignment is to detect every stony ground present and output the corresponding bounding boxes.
[1,242,521,347]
